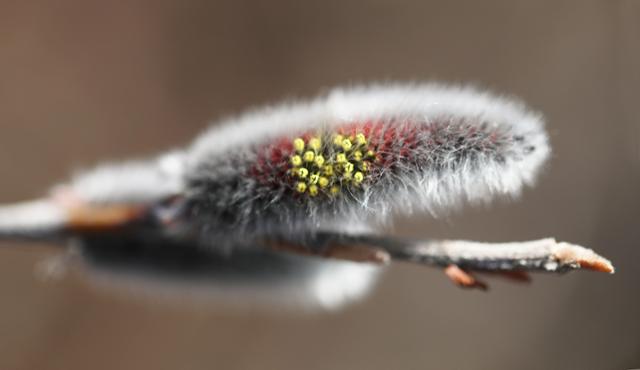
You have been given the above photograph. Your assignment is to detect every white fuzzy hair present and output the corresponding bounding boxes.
[66,151,186,204]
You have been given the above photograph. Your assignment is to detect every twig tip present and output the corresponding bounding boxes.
[553,241,615,274]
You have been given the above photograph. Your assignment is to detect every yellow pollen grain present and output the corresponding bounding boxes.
[366,150,375,158]
[318,176,329,188]
[344,162,354,173]
[293,138,305,152]
[336,153,347,163]
[308,137,321,151]
[353,150,363,161]
[353,171,364,183]
[303,151,315,162]
[360,162,368,172]
[291,155,302,166]
[341,138,352,151]
[309,173,319,184]
[296,182,307,193]
[343,171,352,180]
[333,134,344,146]
[308,185,318,196]
[356,133,367,146]
[323,165,334,176]
[330,186,340,195]
[314,155,325,167]
[297,167,309,178]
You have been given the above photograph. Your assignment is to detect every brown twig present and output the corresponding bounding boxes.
[268,232,614,289]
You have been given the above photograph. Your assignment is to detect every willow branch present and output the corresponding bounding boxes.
[272,232,614,274]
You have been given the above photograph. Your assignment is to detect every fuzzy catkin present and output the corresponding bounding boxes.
[182,83,549,246]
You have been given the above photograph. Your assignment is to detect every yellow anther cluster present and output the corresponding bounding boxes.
[289,132,375,197]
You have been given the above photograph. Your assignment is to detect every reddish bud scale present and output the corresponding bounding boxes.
[249,137,293,185]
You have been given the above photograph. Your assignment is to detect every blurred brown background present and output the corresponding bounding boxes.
[0,1,639,369]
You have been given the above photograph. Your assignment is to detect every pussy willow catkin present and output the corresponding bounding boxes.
[181,83,549,246]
